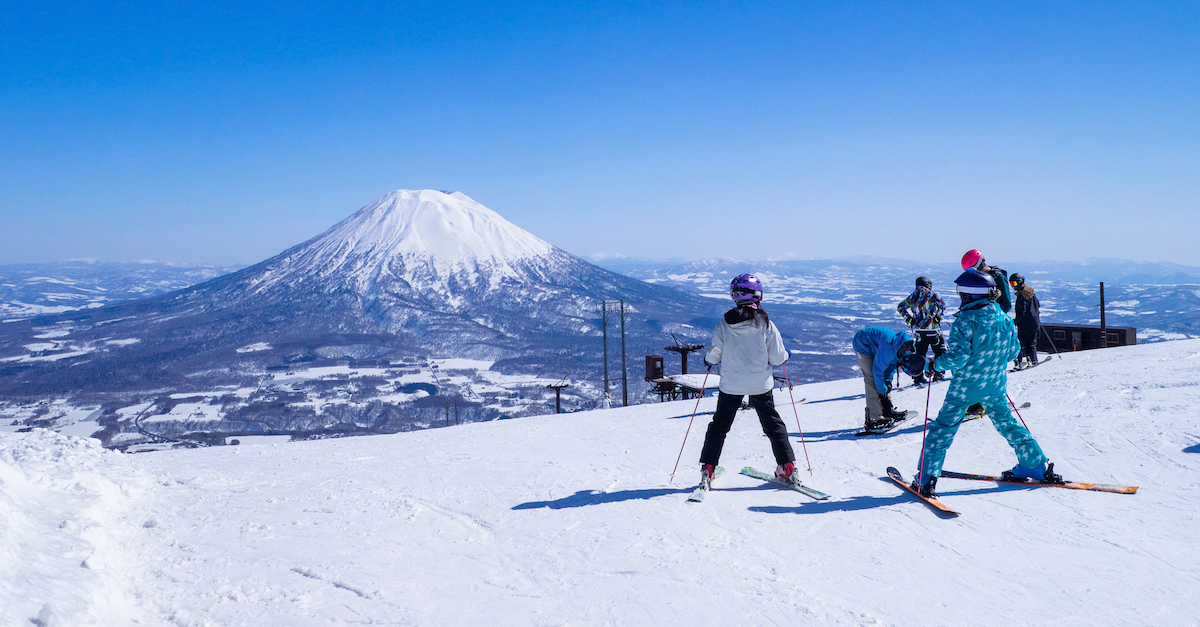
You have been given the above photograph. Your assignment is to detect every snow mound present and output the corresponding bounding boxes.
[0,430,150,626]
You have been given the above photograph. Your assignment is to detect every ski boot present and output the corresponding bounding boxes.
[775,462,801,486]
[863,408,891,433]
[964,404,986,421]
[700,463,717,489]
[910,474,938,498]
[1001,462,1065,484]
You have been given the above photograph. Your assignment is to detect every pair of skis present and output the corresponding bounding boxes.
[1010,355,1054,372]
[687,466,830,502]
[886,466,1139,516]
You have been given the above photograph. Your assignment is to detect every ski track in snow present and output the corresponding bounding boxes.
[3,340,1200,625]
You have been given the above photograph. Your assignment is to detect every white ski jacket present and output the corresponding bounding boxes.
[704,309,788,396]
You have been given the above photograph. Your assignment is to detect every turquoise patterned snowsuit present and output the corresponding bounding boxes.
[918,299,1048,479]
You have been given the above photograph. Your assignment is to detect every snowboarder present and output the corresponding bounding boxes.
[896,276,947,386]
[852,326,914,432]
[699,274,800,488]
[1010,273,1041,369]
[910,269,1061,497]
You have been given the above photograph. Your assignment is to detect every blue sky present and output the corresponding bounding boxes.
[2,1,1198,266]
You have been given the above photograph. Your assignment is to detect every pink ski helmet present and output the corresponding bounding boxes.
[730,273,763,305]
[961,249,985,270]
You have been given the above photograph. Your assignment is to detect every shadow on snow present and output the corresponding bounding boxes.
[512,487,691,510]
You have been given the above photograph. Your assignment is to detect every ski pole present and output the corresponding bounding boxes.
[781,362,814,475]
[1040,325,1062,356]
[1006,392,1031,432]
[916,368,933,489]
[669,367,711,483]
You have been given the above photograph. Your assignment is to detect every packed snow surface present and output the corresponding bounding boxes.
[5,339,1200,626]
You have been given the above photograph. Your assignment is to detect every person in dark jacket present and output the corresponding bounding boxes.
[961,249,1011,313]
[1010,273,1041,368]
[896,276,947,385]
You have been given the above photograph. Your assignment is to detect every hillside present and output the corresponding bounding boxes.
[4,339,1200,626]
[0,192,849,441]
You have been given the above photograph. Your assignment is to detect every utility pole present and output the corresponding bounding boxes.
[619,300,628,407]
[597,300,630,408]
[1099,282,1108,348]
[599,302,610,408]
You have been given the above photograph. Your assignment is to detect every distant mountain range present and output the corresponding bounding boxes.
[594,256,1200,342]
[3,195,1196,448]
[0,260,244,318]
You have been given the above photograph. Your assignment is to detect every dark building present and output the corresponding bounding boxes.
[1038,324,1136,353]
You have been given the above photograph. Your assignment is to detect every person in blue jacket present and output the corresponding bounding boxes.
[852,326,913,432]
[910,269,1062,498]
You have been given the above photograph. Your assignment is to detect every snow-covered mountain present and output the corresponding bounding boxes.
[262,190,556,300]
[4,338,1199,625]
[0,191,848,439]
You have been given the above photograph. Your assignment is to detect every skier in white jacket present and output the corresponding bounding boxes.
[698,274,800,488]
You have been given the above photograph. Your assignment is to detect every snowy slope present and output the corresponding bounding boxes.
[5,339,1200,626]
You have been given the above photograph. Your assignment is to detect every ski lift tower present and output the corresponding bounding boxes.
[546,378,570,414]
[664,334,704,376]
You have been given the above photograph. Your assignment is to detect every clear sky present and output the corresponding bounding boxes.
[2,1,1198,266]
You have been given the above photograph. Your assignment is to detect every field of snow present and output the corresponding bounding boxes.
[4,339,1200,626]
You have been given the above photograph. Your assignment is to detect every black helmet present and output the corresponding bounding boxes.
[897,340,925,375]
[955,269,997,304]
[915,276,932,289]
[1009,273,1025,289]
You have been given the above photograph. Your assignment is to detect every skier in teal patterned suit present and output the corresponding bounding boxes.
[909,269,1062,497]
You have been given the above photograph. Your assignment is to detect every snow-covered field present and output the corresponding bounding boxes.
[0,358,591,446]
[4,339,1200,626]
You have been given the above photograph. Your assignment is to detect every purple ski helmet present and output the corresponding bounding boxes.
[954,268,997,304]
[730,273,763,305]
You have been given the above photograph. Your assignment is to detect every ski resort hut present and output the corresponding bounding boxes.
[1038,323,1137,353]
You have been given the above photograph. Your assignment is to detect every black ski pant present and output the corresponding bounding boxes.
[914,330,946,360]
[1017,322,1039,364]
[912,330,946,383]
[699,391,796,468]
